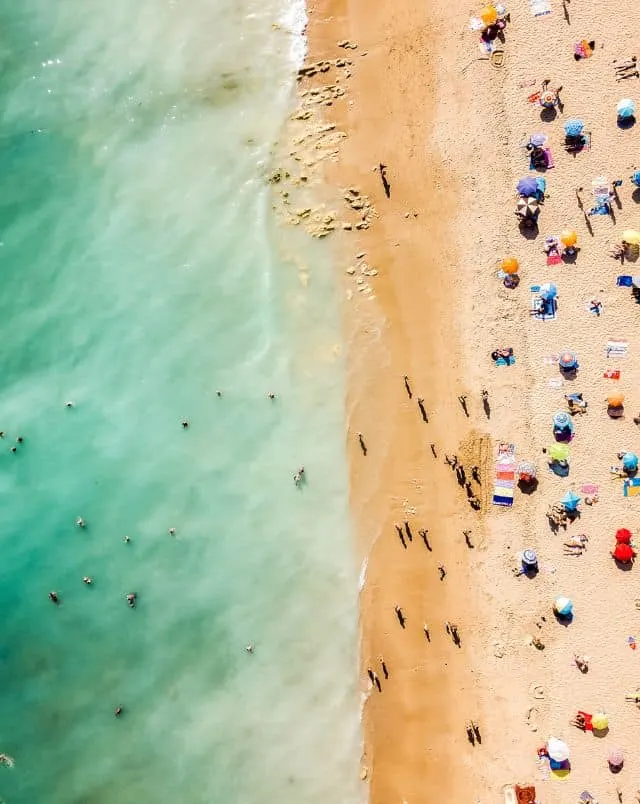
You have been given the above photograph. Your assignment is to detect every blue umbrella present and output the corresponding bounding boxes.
[558,350,578,370]
[517,176,538,197]
[623,452,639,472]
[631,170,640,187]
[564,119,584,137]
[561,490,581,511]
[554,596,573,617]
[553,411,571,429]
[540,282,557,300]
[617,98,636,119]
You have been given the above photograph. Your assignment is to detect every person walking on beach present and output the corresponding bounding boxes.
[404,521,413,542]
[367,668,375,685]
[464,529,473,548]
[357,432,367,456]
[419,528,431,550]
[395,524,407,549]
[417,398,428,422]
[458,394,468,416]
[430,443,437,457]
[378,163,391,198]
[394,605,406,628]
[403,375,412,399]
[438,563,446,580]
[423,624,431,642]
[380,658,389,679]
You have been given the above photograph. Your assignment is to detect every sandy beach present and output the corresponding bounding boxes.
[287,0,640,800]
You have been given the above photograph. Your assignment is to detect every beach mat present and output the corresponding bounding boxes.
[530,292,557,320]
[529,0,552,16]
[617,275,633,287]
[606,339,628,358]
[624,478,640,497]
[493,444,516,507]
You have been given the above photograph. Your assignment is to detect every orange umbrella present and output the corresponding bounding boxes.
[560,229,577,247]
[501,257,519,275]
[608,392,625,407]
[480,5,497,25]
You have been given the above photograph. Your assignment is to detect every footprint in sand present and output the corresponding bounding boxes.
[493,641,505,658]
[526,706,540,732]
[529,682,545,700]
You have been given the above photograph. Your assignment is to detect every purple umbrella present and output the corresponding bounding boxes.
[517,176,538,196]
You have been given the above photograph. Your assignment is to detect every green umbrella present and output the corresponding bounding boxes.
[548,443,570,461]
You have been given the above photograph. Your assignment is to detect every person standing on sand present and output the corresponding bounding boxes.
[417,398,428,422]
[403,375,412,398]
[419,528,431,550]
[394,605,406,628]
[430,443,437,457]
[403,521,413,541]
[380,658,389,679]
[395,524,407,549]
[378,163,391,198]
[357,432,367,456]
[423,624,431,642]
[438,563,446,580]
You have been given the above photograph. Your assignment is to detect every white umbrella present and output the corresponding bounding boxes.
[547,737,570,762]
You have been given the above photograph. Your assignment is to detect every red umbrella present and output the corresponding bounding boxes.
[616,528,632,544]
[613,543,635,563]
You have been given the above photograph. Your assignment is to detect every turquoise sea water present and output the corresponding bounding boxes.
[0,2,361,802]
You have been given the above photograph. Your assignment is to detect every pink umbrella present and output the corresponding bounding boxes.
[608,747,624,768]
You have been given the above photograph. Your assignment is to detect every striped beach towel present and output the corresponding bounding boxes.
[493,444,517,507]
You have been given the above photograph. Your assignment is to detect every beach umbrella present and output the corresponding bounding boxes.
[608,747,624,768]
[480,4,497,25]
[560,229,578,247]
[548,443,570,461]
[553,411,572,429]
[540,282,557,300]
[517,176,538,196]
[564,118,584,137]
[632,171,640,187]
[615,528,632,544]
[622,452,639,472]
[561,490,581,510]
[522,548,538,569]
[613,543,635,563]
[530,132,548,147]
[501,256,519,274]
[622,229,640,245]
[516,197,539,218]
[558,350,578,370]
[553,597,573,618]
[592,712,609,731]
[540,90,557,109]
[608,392,625,407]
[547,737,570,762]
[617,98,636,119]
[518,461,536,480]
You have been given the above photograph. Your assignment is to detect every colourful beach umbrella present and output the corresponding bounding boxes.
[553,411,572,429]
[564,118,584,137]
[522,548,538,568]
[561,490,581,510]
[553,597,573,617]
[613,543,635,563]
[501,256,519,274]
[548,443,570,461]
[517,176,538,197]
[516,197,539,218]
[631,171,640,188]
[591,712,609,731]
[539,282,557,300]
[558,350,578,370]
[622,452,639,472]
[560,229,577,247]
[518,461,536,480]
[530,132,548,147]
[617,98,636,119]
[540,90,557,109]
[608,392,625,407]
[615,528,632,544]
[622,229,640,245]
[608,747,624,767]
[547,737,570,762]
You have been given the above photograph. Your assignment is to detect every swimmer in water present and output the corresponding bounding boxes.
[83,576,93,585]
[16,436,23,444]
[76,517,86,528]
[245,643,254,653]
[122,535,131,543]
[126,593,137,608]
[114,705,123,717]
[181,420,189,429]
[65,401,74,408]
[168,527,176,536]
[49,591,60,604]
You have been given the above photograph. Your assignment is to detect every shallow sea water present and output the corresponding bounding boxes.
[0,2,361,802]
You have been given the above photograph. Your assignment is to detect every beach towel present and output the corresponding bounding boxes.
[617,275,633,286]
[493,444,516,507]
[603,368,621,379]
[530,293,557,320]
[529,0,552,17]
[495,355,516,366]
[546,252,562,266]
[606,339,628,358]
[574,40,594,60]
[624,478,640,497]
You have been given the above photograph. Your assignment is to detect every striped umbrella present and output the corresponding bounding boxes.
[558,350,578,369]
[516,197,539,218]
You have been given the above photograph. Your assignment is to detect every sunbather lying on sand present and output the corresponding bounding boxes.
[563,534,588,554]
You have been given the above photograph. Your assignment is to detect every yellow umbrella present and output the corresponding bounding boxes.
[501,257,519,275]
[480,5,497,25]
[560,229,577,247]
[622,230,640,245]
[592,712,609,731]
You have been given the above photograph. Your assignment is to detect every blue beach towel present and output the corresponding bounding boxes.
[617,275,633,287]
